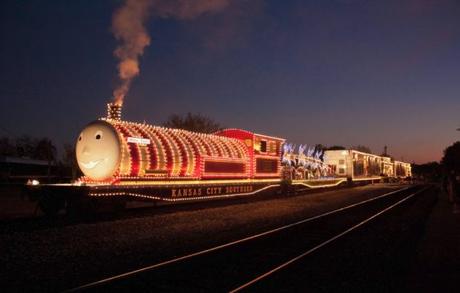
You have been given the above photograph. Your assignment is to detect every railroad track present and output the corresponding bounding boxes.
[67,185,429,292]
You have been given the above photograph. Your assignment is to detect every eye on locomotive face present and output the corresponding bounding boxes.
[76,121,121,181]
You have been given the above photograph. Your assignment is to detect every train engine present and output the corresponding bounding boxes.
[76,103,285,185]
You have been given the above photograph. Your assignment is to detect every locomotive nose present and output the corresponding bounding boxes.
[75,120,121,181]
[82,146,90,156]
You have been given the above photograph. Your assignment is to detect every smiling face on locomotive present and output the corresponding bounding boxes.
[76,120,121,181]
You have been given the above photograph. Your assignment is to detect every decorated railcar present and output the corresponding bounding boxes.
[394,161,412,178]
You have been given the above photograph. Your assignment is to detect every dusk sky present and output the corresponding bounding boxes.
[1,0,459,164]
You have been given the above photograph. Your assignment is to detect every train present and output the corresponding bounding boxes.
[25,103,412,216]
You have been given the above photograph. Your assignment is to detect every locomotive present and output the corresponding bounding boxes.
[76,104,284,183]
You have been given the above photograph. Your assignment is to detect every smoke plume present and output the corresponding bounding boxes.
[153,0,230,20]
[112,0,151,105]
[111,0,231,106]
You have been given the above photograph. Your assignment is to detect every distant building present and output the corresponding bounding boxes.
[0,156,57,183]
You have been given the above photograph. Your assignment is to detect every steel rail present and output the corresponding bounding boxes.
[230,186,430,292]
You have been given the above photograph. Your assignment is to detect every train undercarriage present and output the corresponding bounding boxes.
[24,177,389,217]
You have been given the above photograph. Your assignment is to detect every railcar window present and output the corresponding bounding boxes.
[204,161,246,174]
[260,141,267,153]
[269,142,276,153]
[256,158,277,173]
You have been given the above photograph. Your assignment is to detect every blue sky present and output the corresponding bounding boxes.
[1,0,460,163]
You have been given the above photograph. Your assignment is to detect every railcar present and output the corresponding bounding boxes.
[394,161,412,178]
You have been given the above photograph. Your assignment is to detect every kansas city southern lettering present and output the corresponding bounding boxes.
[171,185,254,198]
[171,188,202,198]
[225,185,253,193]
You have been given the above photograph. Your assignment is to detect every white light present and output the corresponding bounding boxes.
[29,179,40,186]
[72,180,84,186]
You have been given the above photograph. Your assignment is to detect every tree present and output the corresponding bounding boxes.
[0,135,57,162]
[352,145,372,154]
[412,162,441,182]
[314,144,326,152]
[33,138,57,178]
[15,135,37,158]
[163,112,223,133]
[327,145,346,150]
[62,143,79,180]
[441,141,460,173]
[62,144,76,166]
[34,138,57,162]
[0,136,15,156]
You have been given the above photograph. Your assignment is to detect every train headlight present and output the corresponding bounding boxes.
[27,179,40,186]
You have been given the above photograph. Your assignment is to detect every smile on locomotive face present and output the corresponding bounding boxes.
[76,121,121,181]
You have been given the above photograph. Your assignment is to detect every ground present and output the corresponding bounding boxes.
[1,183,453,292]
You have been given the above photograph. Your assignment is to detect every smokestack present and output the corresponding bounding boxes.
[107,102,122,120]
